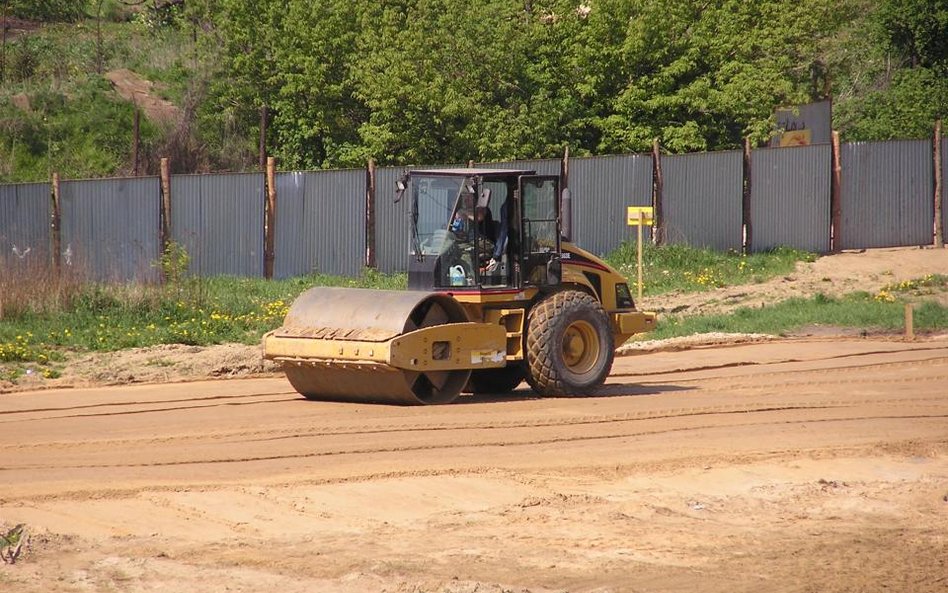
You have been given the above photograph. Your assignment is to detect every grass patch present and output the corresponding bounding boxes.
[643,291,948,341]
[605,243,815,296]
[0,266,406,381]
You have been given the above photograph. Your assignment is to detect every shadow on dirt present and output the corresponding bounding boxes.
[459,382,694,405]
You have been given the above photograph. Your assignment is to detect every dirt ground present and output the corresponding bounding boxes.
[104,69,182,125]
[1,246,947,592]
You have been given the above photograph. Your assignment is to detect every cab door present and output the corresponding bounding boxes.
[518,175,560,287]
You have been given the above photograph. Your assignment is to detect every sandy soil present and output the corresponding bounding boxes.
[2,338,946,592]
[1,246,947,591]
[104,68,182,125]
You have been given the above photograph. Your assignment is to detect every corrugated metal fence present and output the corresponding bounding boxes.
[662,151,743,251]
[570,154,653,257]
[274,169,365,278]
[60,177,161,282]
[840,140,934,250]
[751,144,831,253]
[942,139,947,244]
[171,173,265,277]
[1,138,944,282]
[0,182,50,270]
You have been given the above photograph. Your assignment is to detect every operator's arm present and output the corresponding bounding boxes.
[492,204,508,259]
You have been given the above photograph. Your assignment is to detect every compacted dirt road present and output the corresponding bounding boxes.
[2,338,947,592]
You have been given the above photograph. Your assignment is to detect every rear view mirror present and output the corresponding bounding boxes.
[394,173,409,203]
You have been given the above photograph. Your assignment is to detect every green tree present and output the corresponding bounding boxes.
[831,0,946,140]
[8,0,84,21]
[873,0,948,69]
[588,0,849,153]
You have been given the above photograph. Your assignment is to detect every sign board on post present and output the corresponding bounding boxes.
[770,100,832,147]
[626,206,654,301]
[627,206,654,226]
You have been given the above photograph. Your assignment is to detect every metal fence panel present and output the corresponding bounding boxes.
[569,154,653,257]
[60,177,160,282]
[750,145,831,253]
[375,166,412,273]
[840,140,933,249]
[662,151,743,251]
[274,169,365,278]
[171,173,265,277]
[0,182,50,270]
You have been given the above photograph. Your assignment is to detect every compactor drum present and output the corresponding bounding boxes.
[264,169,657,404]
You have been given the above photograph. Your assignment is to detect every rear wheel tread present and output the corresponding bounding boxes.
[525,290,614,396]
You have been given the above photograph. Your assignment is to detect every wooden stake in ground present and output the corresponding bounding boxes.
[904,303,915,340]
[935,120,943,248]
[264,156,277,280]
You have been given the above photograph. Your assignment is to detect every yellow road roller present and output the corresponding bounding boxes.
[263,168,657,404]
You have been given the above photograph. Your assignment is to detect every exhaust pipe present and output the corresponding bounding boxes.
[560,187,572,242]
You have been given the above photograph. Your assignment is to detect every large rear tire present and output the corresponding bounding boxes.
[525,290,615,396]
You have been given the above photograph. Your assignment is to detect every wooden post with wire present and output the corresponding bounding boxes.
[159,157,171,250]
[264,156,277,280]
[51,172,61,277]
[935,120,943,248]
[365,158,377,269]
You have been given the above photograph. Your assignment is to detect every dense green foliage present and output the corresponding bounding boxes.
[1,0,946,181]
[4,0,85,22]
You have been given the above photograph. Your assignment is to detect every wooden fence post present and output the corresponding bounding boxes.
[935,120,943,248]
[742,137,752,253]
[831,130,842,252]
[51,172,61,276]
[132,106,141,176]
[365,158,377,270]
[259,105,268,172]
[652,138,664,246]
[159,158,171,280]
[264,156,277,279]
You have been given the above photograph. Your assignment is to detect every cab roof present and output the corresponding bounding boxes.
[410,168,537,178]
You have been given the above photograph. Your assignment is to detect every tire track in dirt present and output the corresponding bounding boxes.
[5,389,945,455]
[10,400,946,472]
[0,389,294,416]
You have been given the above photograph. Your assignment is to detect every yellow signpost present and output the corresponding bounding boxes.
[626,206,654,301]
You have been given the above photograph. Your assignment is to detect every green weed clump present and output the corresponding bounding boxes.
[643,291,948,341]
[605,243,815,296]
[0,256,407,382]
